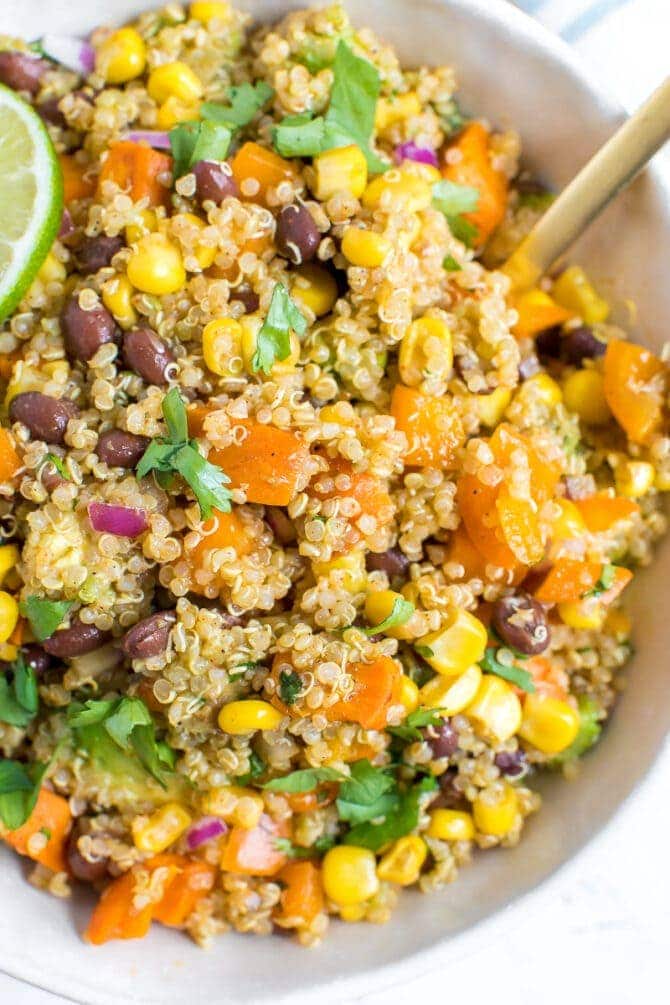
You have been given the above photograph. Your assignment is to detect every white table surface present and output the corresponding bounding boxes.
[3,2,669,1003]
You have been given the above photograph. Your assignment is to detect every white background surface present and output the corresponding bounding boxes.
[3,2,669,1003]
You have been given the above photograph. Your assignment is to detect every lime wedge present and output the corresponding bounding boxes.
[0,82,63,323]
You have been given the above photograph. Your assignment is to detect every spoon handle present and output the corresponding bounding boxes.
[504,75,670,291]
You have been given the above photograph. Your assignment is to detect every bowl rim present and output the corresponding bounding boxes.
[2,1,669,1003]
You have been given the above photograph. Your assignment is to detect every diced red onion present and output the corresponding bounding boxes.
[125,130,172,150]
[186,816,227,850]
[88,502,148,538]
[395,142,439,168]
[58,209,75,241]
[41,35,95,75]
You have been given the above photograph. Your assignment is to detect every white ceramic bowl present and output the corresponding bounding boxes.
[2,2,669,1003]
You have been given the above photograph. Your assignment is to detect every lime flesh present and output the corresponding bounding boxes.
[0,82,63,323]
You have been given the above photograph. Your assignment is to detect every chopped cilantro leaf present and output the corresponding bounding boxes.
[432,180,480,248]
[363,596,414,636]
[201,81,273,128]
[252,283,308,374]
[583,564,617,598]
[237,750,265,785]
[415,644,434,660]
[479,647,535,693]
[0,656,39,729]
[263,766,344,793]
[20,596,73,642]
[336,759,397,825]
[343,776,437,851]
[279,669,303,706]
[0,758,48,830]
[42,453,70,480]
[442,255,462,272]
[388,707,446,743]
[550,695,603,765]
[275,833,336,858]
[169,120,233,180]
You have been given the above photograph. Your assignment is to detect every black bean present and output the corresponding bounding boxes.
[515,177,548,197]
[424,720,458,759]
[21,644,51,675]
[75,235,123,275]
[97,429,149,468]
[121,611,176,660]
[365,548,410,582]
[520,561,553,596]
[265,506,296,545]
[0,51,50,94]
[61,295,118,362]
[230,285,260,314]
[495,749,527,778]
[37,96,66,128]
[122,328,174,385]
[492,592,550,655]
[563,325,606,365]
[9,392,79,445]
[193,160,238,205]
[66,825,110,882]
[534,326,563,359]
[518,354,541,381]
[43,617,111,658]
[433,768,462,808]
[275,204,320,265]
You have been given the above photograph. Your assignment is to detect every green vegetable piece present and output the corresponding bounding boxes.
[201,81,274,128]
[388,707,446,744]
[432,180,480,248]
[20,596,74,642]
[336,759,397,825]
[273,114,326,158]
[583,564,617,598]
[363,596,414,636]
[252,283,308,374]
[0,656,39,728]
[479,647,536,694]
[0,758,47,830]
[343,776,437,851]
[442,255,462,272]
[263,766,344,793]
[550,696,603,765]
[42,453,70,480]
[169,120,233,180]
[278,668,303,706]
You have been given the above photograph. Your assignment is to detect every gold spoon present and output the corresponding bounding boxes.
[503,76,670,292]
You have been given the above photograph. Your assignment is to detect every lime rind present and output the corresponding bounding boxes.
[0,82,64,324]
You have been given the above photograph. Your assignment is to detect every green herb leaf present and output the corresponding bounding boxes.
[414,644,434,660]
[442,255,462,272]
[388,707,445,744]
[20,596,74,642]
[363,596,414,636]
[273,113,327,158]
[171,443,232,520]
[550,695,602,765]
[336,759,397,825]
[252,283,308,374]
[67,698,118,728]
[275,833,336,858]
[201,81,274,128]
[162,386,189,442]
[279,669,303,706]
[0,758,47,830]
[583,564,617,598]
[169,120,233,180]
[438,99,466,137]
[263,766,344,793]
[479,647,535,693]
[0,656,39,729]
[42,453,70,480]
[432,180,480,248]
[343,776,437,851]
[237,750,265,785]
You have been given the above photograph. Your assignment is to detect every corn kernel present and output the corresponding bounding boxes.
[96,27,147,85]
[465,674,522,743]
[557,598,606,630]
[604,608,631,642]
[427,808,475,842]
[519,693,581,754]
[418,608,488,676]
[148,61,203,105]
[562,369,611,425]
[132,802,192,853]
[475,385,512,428]
[190,1,230,23]
[125,209,157,246]
[0,592,19,644]
[240,313,299,375]
[0,545,19,586]
[312,549,367,593]
[472,783,519,837]
[310,145,368,200]
[202,317,244,377]
[375,92,422,132]
[218,700,283,735]
[520,372,563,407]
[398,315,453,387]
[322,845,379,906]
[552,266,610,325]
[341,227,392,268]
[179,212,217,270]
[364,589,413,640]
[200,785,264,829]
[419,664,482,714]
[615,460,655,498]
[0,643,18,662]
[340,903,367,922]
[363,169,433,213]
[101,274,138,330]
[127,234,186,295]
[156,95,202,130]
[37,251,66,285]
[397,675,420,715]
[376,835,427,885]
[291,264,338,317]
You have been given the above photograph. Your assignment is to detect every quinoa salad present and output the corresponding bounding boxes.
[0,1,667,950]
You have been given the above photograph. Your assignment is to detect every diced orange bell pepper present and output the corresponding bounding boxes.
[496,491,545,566]
[285,785,337,814]
[575,492,640,532]
[187,508,254,577]
[98,141,173,208]
[511,289,572,340]
[441,122,508,244]
[231,142,297,206]
[3,787,71,873]
[456,475,520,571]
[220,814,289,876]
[85,871,155,946]
[59,153,95,203]
[603,339,666,444]
[325,656,403,731]
[209,420,311,506]
[149,854,217,928]
[391,383,464,468]
[489,423,560,503]
[533,559,602,604]
[275,860,324,926]
[0,428,22,482]
[0,349,22,381]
